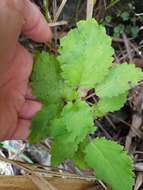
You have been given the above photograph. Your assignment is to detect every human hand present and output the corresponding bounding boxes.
[0,0,52,141]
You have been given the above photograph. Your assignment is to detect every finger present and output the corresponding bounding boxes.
[1,44,33,92]
[25,87,37,101]
[12,44,33,80]
[19,100,42,120]
[11,119,31,140]
[22,0,52,42]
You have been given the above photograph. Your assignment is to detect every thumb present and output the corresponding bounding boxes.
[0,0,52,76]
[22,0,52,43]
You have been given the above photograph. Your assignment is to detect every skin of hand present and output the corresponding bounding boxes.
[0,0,52,141]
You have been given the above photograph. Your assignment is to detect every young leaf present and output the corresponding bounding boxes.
[94,92,128,117]
[61,101,94,141]
[72,149,88,169]
[29,103,62,144]
[120,11,130,21]
[58,19,114,88]
[51,133,78,166]
[31,52,63,104]
[85,138,134,190]
[72,140,89,169]
[62,85,78,101]
[96,63,143,98]
[51,100,94,165]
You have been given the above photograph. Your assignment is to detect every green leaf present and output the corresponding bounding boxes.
[85,138,134,190]
[72,140,89,169]
[126,25,139,38]
[130,26,139,38]
[29,103,62,143]
[120,11,130,21]
[62,85,78,101]
[96,63,143,98]
[51,133,79,166]
[51,100,94,165]
[58,19,114,88]
[49,117,66,138]
[62,101,94,141]
[73,150,88,169]
[113,24,125,37]
[105,16,112,23]
[31,52,63,104]
[94,92,128,117]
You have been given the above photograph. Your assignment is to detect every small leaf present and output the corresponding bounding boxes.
[62,101,94,141]
[72,140,89,169]
[31,52,63,104]
[29,103,62,143]
[51,100,94,165]
[105,16,112,23]
[62,85,78,101]
[51,134,78,166]
[130,26,139,38]
[96,63,143,98]
[49,117,67,138]
[113,24,125,37]
[94,92,128,117]
[85,138,134,190]
[120,11,130,21]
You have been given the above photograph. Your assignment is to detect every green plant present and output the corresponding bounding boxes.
[29,19,143,190]
[102,2,141,38]
[113,24,125,37]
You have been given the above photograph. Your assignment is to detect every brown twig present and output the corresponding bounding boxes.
[122,33,133,63]
[49,21,68,27]
[53,0,67,22]
[95,120,112,139]
[0,156,96,182]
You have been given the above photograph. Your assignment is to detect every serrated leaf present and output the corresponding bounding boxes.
[96,63,143,98]
[62,101,94,141]
[72,149,88,169]
[72,140,89,169]
[51,134,78,166]
[62,85,78,101]
[58,19,114,88]
[31,52,63,104]
[51,100,94,166]
[29,103,62,144]
[49,118,66,138]
[94,92,128,117]
[85,138,134,190]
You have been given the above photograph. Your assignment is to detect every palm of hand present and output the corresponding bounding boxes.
[0,45,41,140]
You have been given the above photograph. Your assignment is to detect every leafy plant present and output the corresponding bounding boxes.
[113,24,125,37]
[120,11,130,21]
[102,2,141,38]
[29,19,143,190]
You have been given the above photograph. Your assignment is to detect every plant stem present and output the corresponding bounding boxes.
[44,0,49,21]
